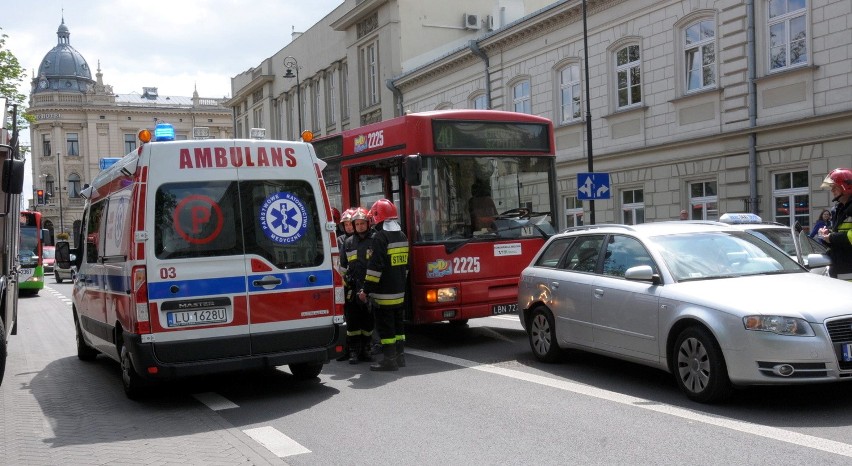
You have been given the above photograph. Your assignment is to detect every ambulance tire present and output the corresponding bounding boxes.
[120,343,146,399]
[74,313,98,361]
[289,362,323,380]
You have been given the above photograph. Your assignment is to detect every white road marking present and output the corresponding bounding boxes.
[489,314,519,321]
[243,426,311,458]
[193,392,239,411]
[408,348,852,459]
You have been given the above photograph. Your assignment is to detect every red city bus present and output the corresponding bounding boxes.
[313,110,558,325]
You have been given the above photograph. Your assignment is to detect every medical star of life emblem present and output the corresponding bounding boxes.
[260,192,308,244]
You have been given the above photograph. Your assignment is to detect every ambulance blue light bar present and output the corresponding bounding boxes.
[154,122,176,141]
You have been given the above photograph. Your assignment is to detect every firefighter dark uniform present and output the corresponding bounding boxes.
[821,169,852,280]
[341,208,374,363]
[359,199,409,372]
[335,208,357,361]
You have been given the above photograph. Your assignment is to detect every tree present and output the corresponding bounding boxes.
[0,28,34,135]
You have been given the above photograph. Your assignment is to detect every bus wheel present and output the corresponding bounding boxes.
[289,362,323,380]
[74,314,98,361]
[120,343,146,399]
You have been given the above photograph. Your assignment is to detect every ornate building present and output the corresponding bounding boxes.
[28,18,233,242]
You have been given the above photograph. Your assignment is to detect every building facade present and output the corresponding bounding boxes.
[232,0,852,230]
[28,19,233,242]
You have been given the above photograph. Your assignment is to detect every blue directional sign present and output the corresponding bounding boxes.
[576,172,611,200]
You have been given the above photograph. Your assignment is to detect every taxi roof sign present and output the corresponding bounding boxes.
[719,213,763,224]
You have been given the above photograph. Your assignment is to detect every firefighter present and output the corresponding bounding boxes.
[336,207,357,361]
[358,199,409,371]
[341,207,375,363]
[819,168,852,280]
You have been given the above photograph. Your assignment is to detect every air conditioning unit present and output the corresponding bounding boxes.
[485,14,495,31]
[464,13,481,30]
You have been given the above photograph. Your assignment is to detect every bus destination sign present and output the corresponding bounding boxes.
[432,120,550,152]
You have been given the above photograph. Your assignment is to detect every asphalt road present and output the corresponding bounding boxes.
[3,280,852,465]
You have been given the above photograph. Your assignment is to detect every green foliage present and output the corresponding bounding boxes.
[0,28,33,131]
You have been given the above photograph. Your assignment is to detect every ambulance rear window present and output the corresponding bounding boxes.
[154,179,324,268]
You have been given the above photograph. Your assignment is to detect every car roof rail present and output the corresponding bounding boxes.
[561,224,636,234]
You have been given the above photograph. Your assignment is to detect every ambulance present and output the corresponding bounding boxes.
[58,124,346,398]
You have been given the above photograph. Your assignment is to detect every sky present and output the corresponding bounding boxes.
[2,0,343,203]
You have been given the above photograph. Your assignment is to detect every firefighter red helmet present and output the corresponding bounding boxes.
[351,207,370,222]
[340,207,356,225]
[331,207,341,224]
[822,168,852,196]
[369,198,398,224]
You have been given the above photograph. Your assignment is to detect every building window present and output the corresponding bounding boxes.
[124,133,136,154]
[684,19,716,92]
[564,195,584,227]
[361,41,379,107]
[326,71,337,126]
[689,181,718,220]
[44,175,55,199]
[66,133,79,156]
[312,81,321,131]
[252,89,263,104]
[768,0,808,71]
[68,173,82,198]
[42,134,51,157]
[558,64,582,123]
[622,189,645,225]
[512,79,531,114]
[253,106,264,129]
[470,92,487,110]
[773,170,809,227]
[615,45,642,108]
[341,63,349,120]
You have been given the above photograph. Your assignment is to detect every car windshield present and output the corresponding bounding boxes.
[43,247,55,259]
[649,230,805,282]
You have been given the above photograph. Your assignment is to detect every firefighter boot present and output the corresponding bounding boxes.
[348,338,361,365]
[395,340,406,368]
[336,336,352,362]
[357,335,374,362]
[369,344,399,372]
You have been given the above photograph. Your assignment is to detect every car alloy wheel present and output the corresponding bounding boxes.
[529,307,562,363]
[674,327,733,403]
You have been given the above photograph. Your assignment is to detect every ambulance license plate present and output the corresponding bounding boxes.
[167,308,227,327]
[492,303,517,315]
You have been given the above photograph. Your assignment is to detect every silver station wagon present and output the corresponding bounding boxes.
[518,222,849,403]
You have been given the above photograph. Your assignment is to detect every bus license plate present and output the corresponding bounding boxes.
[19,268,32,276]
[492,303,517,315]
[167,308,227,327]
[843,343,852,362]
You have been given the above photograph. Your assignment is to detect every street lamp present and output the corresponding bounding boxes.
[582,0,595,224]
[283,56,302,135]
[56,151,64,234]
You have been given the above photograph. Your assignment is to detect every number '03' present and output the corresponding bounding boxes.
[159,267,177,279]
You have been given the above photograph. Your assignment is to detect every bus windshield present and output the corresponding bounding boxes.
[412,154,556,243]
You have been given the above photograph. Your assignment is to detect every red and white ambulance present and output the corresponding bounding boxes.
[59,124,345,398]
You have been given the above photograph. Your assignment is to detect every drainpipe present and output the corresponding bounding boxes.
[746,0,758,214]
[386,79,404,116]
[469,40,491,108]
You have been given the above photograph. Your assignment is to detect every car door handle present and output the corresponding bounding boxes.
[253,278,282,287]
[593,288,604,298]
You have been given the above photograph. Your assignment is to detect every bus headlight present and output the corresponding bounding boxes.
[426,287,458,303]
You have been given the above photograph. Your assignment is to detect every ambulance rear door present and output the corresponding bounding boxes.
[144,139,253,363]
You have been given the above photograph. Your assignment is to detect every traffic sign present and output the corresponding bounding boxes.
[577,172,611,200]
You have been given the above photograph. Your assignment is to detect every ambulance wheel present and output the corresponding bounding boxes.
[289,362,323,380]
[74,313,98,361]
[120,343,146,399]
